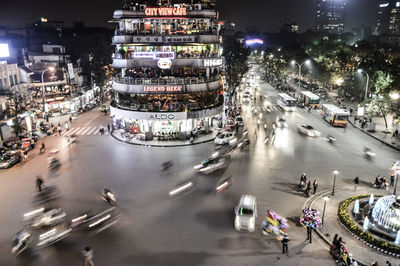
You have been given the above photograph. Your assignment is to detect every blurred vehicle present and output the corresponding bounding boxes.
[276,116,287,128]
[102,188,116,205]
[242,94,251,103]
[31,208,66,228]
[215,132,235,145]
[234,195,257,232]
[297,124,321,137]
[0,152,21,169]
[11,229,32,256]
[235,116,244,127]
[71,207,120,235]
[32,186,59,204]
[326,135,336,143]
[363,148,375,159]
[37,223,71,248]
[194,156,226,174]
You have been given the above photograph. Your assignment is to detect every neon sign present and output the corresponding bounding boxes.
[133,52,175,59]
[245,39,264,45]
[145,7,187,16]
[143,86,182,92]
[157,58,172,69]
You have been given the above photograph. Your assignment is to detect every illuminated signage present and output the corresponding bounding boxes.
[132,36,195,43]
[133,52,175,59]
[0,44,10,57]
[245,39,264,45]
[157,58,172,69]
[143,86,182,92]
[145,7,187,16]
[204,59,222,67]
[148,114,176,120]
[380,3,389,7]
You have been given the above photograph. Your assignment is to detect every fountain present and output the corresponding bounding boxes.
[353,199,360,214]
[369,195,400,240]
[363,216,369,231]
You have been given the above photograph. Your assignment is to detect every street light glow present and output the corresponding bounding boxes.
[291,60,296,65]
[333,169,339,175]
[305,59,311,65]
[48,66,55,72]
[390,92,400,100]
[357,69,363,73]
[323,196,330,201]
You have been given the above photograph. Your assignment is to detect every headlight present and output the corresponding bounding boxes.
[235,216,240,229]
[194,164,203,170]
[307,132,314,137]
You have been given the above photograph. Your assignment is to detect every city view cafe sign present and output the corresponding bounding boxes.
[145,7,187,16]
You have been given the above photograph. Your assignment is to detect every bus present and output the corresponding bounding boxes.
[277,93,297,111]
[321,104,349,127]
[300,91,320,108]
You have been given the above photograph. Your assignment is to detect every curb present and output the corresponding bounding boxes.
[109,132,215,147]
[348,119,400,151]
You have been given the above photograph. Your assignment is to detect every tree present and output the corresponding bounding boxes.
[222,37,250,96]
[366,96,391,132]
[8,88,32,138]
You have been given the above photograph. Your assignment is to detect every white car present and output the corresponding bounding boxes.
[276,116,287,127]
[297,124,321,137]
[234,195,257,232]
[242,94,251,103]
[235,116,244,127]
[215,132,235,145]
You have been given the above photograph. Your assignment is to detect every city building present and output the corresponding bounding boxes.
[375,1,400,35]
[0,61,20,92]
[315,0,346,34]
[110,0,223,140]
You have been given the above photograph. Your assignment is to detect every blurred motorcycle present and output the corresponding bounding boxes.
[11,229,32,256]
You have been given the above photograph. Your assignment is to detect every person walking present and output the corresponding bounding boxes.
[69,116,72,123]
[107,123,110,133]
[65,122,69,131]
[306,226,312,243]
[39,142,46,153]
[354,177,360,191]
[57,125,62,135]
[23,149,28,161]
[82,246,94,266]
[390,174,395,187]
[36,176,44,192]
[305,181,311,197]
[313,179,318,194]
[281,233,290,254]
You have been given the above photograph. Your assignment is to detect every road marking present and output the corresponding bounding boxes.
[80,127,93,135]
[86,127,98,135]
[84,114,100,126]
[67,127,80,135]
[74,127,88,135]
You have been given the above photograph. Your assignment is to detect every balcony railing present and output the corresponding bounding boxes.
[114,75,220,85]
[113,51,219,60]
[114,29,218,36]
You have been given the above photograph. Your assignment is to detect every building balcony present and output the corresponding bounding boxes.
[112,57,222,68]
[113,75,221,94]
[112,34,219,45]
[113,9,217,19]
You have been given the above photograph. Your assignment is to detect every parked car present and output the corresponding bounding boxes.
[215,132,235,145]
[297,124,321,137]
[234,195,257,232]
[0,152,22,169]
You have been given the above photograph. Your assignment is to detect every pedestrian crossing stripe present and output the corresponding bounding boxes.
[61,127,101,136]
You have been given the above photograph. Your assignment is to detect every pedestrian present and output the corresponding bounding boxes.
[354,177,360,191]
[58,122,61,127]
[36,176,44,192]
[385,261,392,266]
[390,174,395,187]
[306,226,312,243]
[313,179,318,194]
[23,149,28,161]
[39,142,46,153]
[281,233,290,254]
[332,234,339,251]
[69,116,72,123]
[392,129,399,139]
[65,122,69,131]
[58,125,62,135]
[107,123,110,133]
[235,122,239,133]
[82,246,94,266]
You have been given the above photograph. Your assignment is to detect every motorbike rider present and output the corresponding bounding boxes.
[299,173,307,188]
[102,187,115,203]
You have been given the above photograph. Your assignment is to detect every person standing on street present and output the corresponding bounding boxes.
[306,226,312,243]
[390,174,395,187]
[305,181,311,197]
[65,122,69,131]
[281,233,290,254]
[69,116,72,123]
[57,125,62,135]
[107,123,110,133]
[82,246,94,266]
[36,176,44,192]
[354,177,359,191]
[313,179,318,194]
[23,149,28,161]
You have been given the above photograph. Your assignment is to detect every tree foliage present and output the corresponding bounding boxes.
[8,88,31,137]
[222,37,250,96]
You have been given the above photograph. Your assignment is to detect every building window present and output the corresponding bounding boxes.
[14,74,18,85]
[9,75,14,86]
[3,78,6,88]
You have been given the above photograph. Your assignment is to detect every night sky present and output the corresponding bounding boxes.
[0,0,379,32]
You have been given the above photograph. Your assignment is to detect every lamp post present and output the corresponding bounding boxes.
[332,169,339,196]
[41,66,55,113]
[394,172,399,196]
[291,59,311,87]
[357,69,369,100]
[322,196,329,225]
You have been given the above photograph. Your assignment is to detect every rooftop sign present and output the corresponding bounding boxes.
[145,7,187,16]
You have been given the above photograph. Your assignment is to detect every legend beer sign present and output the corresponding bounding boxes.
[145,7,187,16]
[143,85,182,92]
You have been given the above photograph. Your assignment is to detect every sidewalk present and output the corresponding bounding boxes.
[111,129,218,147]
[308,186,396,265]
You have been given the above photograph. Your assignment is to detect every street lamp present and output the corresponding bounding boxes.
[357,69,369,100]
[332,169,339,196]
[390,92,400,100]
[394,170,399,196]
[41,66,55,113]
[291,59,311,87]
[322,196,329,225]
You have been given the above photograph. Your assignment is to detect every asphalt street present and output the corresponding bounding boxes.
[0,67,398,266]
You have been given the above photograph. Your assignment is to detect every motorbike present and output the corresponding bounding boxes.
[160,161,173,173]
[33,185,58,204]
[102,188,116,205]
[11,230,32,256]
[363,149,376,159]
[194,156,226,174]
[48,158,61,170]
[326,136,336,143]
[372,180,388,190]
[31,208,66,228]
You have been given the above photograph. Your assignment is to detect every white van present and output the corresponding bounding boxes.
[234,195,257,232]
